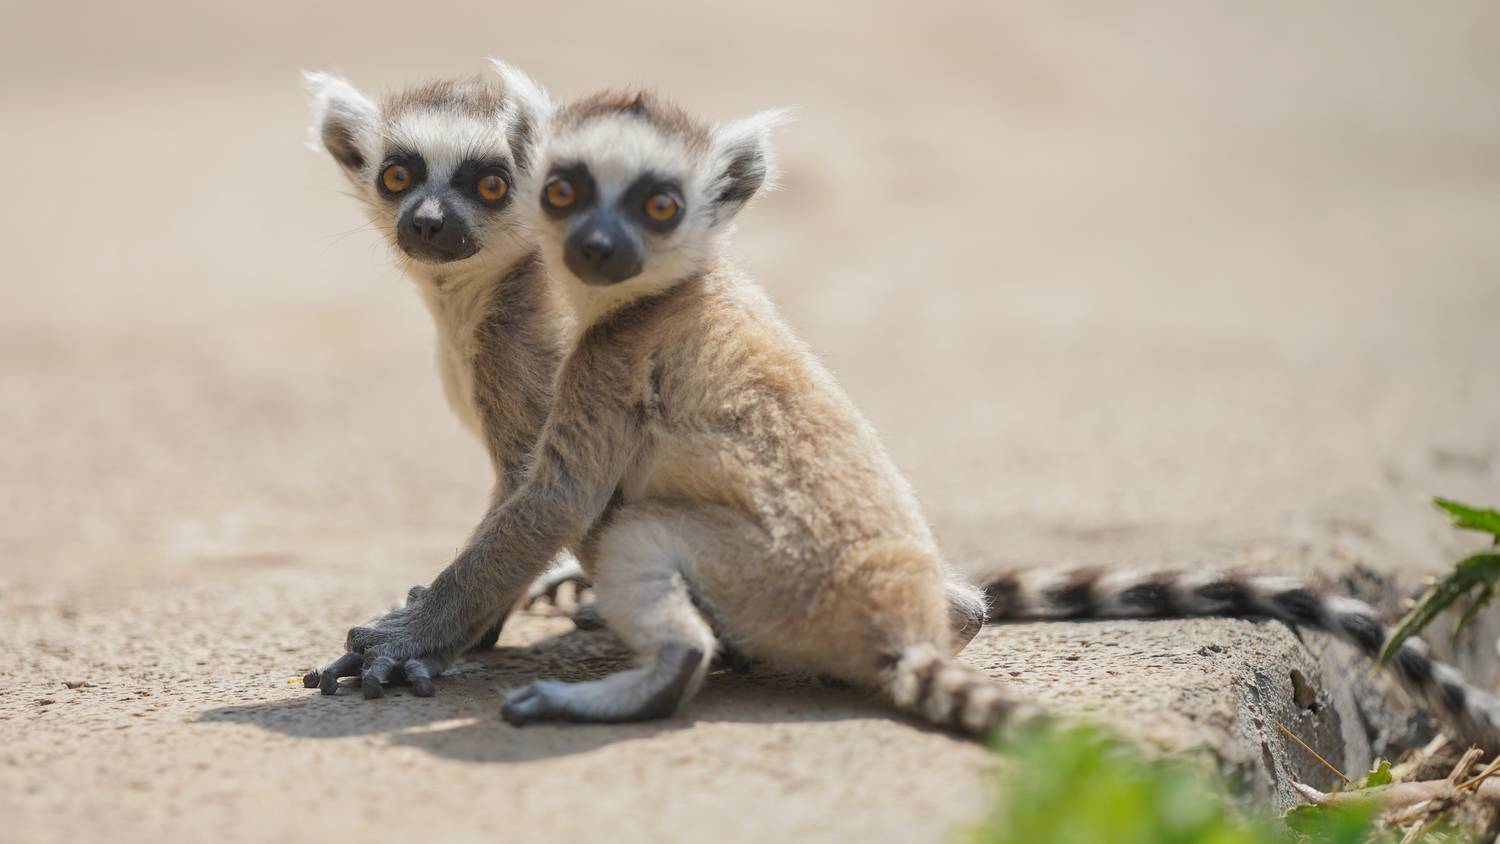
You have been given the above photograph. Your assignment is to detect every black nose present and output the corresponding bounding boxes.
[578,231,614,264]
[395,198,478,263]
[413,210,444,241]
[564,216,643,286]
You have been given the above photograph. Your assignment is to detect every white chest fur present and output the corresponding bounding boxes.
[416,271,493,442]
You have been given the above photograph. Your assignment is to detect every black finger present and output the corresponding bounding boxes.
[404,658,441,697]
[318,651,362,696]
[362,653,399,699]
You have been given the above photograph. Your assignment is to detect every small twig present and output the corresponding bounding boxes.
[1276,720,1351,786]
[1294,778,1500,810]
[1456,752,1500,792]
[1391,734,1449,783]
[1446,746,1484,788]
[1398,818,1434,844]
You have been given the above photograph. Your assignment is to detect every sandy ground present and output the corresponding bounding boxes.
[3,2,1499,841]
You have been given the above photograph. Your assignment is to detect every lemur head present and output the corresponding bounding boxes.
[304,61,551,268]
[527,91,788,308]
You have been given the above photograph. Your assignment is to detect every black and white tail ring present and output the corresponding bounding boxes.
[980,567,1500,751]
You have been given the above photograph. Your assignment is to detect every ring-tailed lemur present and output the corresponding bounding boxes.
[300,63,588,695]
[314,88,1031,733]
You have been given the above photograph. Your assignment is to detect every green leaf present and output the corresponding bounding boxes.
[1434,497,1500,539]
[1454,580,1496,641]
[1360,760,1392,789]
[1283,802,1380,843]
[971,723,1298,844]
[1375,553,1500,670]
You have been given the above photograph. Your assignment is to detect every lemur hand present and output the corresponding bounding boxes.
[302,585,468,699]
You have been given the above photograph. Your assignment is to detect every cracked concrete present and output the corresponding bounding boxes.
[3,2,1500,842]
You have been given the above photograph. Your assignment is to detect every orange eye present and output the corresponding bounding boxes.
[643,192,679,223]
[381,163,412,193]
[477,173,508,202]
[545,177,576,209]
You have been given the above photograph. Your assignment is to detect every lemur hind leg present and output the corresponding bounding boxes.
[502,502,725,725]
[558,571,982,652]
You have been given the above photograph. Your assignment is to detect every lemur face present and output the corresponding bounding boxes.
[529,92,786,293]
[306,65,550,267]
[373,113,514,263]
[540,158,683,286]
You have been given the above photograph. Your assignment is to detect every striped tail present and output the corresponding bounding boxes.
[883,643,1049,737]
[982,567,1500,750]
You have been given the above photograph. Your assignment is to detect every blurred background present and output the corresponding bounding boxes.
[3,2,1498,842]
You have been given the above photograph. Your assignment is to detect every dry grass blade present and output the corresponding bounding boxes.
[1445,747,1484,787]
[1456,753,1500,792]
[1276,720,1352,786]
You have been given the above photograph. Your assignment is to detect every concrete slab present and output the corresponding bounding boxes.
[3,2,1499,842]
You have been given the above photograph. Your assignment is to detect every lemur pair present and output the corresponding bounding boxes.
[301,62,1500,745]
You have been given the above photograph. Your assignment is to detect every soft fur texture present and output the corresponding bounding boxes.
[320,87,1008,732]
[300,64,577,692]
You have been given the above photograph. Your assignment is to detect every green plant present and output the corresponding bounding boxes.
[965,723,1383,844]
[1376,498,1500,670]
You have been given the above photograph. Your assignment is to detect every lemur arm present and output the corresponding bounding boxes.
[471,261,569,496]
[309,335,645,698]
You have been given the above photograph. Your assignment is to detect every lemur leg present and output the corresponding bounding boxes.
[816,573,980,689]
[554,565,981,657]
[395,583,505,653]
[502,503,723,725]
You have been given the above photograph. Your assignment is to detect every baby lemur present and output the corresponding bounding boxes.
[301,64,582,691]
[305,87,1023,733]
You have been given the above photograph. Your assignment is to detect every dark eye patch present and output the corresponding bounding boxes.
[623,173,684,232]
[541,163,597,217]
[376,151,427,198]
[451,158,513,209]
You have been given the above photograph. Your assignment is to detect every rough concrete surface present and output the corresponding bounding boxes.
[3,2,1499,842]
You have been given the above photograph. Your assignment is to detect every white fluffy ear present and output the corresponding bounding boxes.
[489,58,554,124]
[708,108,793,224]
[302,70,379,177]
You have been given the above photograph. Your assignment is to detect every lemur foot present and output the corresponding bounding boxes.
[524,558,592,608]
[304,585,469,699]
[502,645,703,725]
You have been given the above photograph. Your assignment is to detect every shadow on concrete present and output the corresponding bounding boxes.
[199,626,884,764]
